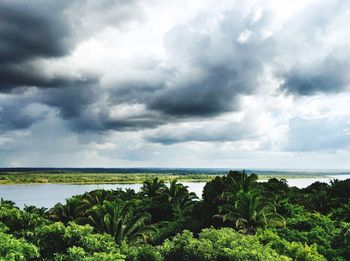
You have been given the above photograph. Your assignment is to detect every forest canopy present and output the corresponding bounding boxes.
[1,171,350,260]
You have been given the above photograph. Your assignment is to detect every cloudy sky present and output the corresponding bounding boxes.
[0,0,350,169]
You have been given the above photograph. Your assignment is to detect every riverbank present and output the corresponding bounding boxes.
[0,172,214,184]
[0,171,336,185]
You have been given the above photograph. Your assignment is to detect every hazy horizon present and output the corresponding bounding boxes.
[1,167,350,173]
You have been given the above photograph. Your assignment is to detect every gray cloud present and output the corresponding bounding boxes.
[280,56,350,95]
[0,89,48,131]
[0,0,144,132]
[148,14,273,117]
[287,117,350,151]
[108,9,274,119]
[0,1,70,64]
[0,0,142,92]
[1,0,350,147]
[146,120,257,145]
[43,83,169,132]
[0,0,75,91]
[148,66,245,117]
[276,0,350,95]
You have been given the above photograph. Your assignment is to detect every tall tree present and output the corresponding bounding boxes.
[219,190,285,234]
[49,197,86,224]
[87,200,156,244]
[140,178,166,198]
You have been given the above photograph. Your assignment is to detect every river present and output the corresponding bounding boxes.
[1,175,349,208]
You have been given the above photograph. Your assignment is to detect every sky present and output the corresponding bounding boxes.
[0,0,350,169]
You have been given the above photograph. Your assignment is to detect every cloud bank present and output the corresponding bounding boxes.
[1,0,350,168]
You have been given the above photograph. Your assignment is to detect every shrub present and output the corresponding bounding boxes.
[29,222,122,259]
[56,246,126,261]
[0,231,39,260]
[258,229,326,260]
[159,228,289,260]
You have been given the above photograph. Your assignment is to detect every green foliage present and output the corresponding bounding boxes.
[219,189,285,234]
[0,172,214,185]
[275,211,344,260]
[258,229,326,260]
[121,243,163,261]
[259,178,290,199]
[201,171,259,227]
[140,177,166,198]
[0,198,17,208]
[87,200,157,244]
[23,205,48,216]
[1,171,350,260]
[0,230,39,260]
[0,204,47,236]
[56,246,126,261]
[159,228,289,260]
[81,189,115,209]
[49,196,87,224]
[332,222,350,260]
[331,199,350,222]
[306,185,331,214]
[329,179,350,204]
[160,179,198,214]
[29,222,122,259]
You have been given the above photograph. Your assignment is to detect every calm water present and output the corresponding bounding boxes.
[1,176,349,208]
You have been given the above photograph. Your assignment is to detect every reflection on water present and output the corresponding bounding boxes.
[1,175,349,208]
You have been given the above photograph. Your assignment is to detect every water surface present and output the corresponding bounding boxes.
[1,176,349,208]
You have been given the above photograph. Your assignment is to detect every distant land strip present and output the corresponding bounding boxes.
[0,168,349,184]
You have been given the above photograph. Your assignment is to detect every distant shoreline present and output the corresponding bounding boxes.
[0,171,347,185]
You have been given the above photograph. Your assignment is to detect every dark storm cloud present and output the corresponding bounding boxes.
[0,0,142,91]
[0,0,144,131]
[43,83,101,120]
[148,65,252,117]
[43,82,168,132]
[0,90,46,131]
[146,13,272,117]
[41,83,112,132]
[2,0,350,138]
[108,81,164,105]
[0,0,84,91]
[108,11,275,119]
[0,104,43,131]
[0,64,100,92]
[0,1,70,64]
[280,58,350,95]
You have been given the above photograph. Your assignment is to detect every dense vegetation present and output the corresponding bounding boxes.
[1,171,349,260]
[0,170,331,184]
[0,172,214,184]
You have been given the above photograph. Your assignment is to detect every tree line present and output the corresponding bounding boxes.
[1,171,350,260]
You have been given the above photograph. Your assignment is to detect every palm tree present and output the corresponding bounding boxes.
[220,171,259,204]
[308,187,331,214]
[140,177,166,198]
[87,200,157,244]
[81,190,114,209]
[0,198,17,208]
[160,180,198,218]
[23,205,48,216]
[49,197,86,224]
[162,180,197,206]
[123,188,138,200]
[226,170,258,193]
[218,190,285,234]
